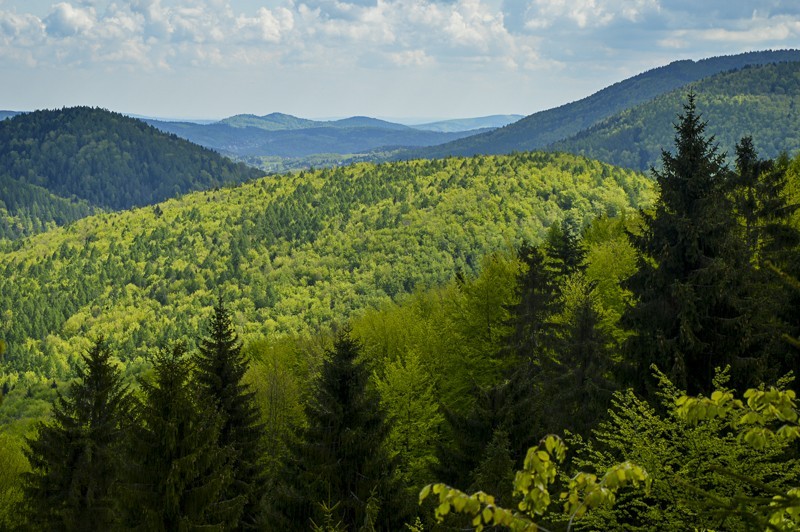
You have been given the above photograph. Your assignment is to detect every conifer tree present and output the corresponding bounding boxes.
[122,343,243,530]
[541,281,617,437]
[282,330,403,530]
[545,217,587,280]
[195,298,266,527]
[21,338,132,531]
[623,94,753,394]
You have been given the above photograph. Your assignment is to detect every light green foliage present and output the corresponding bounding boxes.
[0,152,652,384]
[374,349,443,488]
[575,369,800,530]
[0,433,28,529]
[420,435,648,531]
[676,381,800,530]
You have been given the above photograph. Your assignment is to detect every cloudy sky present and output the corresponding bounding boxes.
[1,0,799,120]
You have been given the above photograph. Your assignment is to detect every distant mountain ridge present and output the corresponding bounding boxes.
[145,117,494,158]
[549,61,800,171]
[398,49,800,160]
[412,115,524,133]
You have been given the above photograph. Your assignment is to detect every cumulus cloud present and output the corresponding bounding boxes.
[0,0,797,76]
[44,2,96,37]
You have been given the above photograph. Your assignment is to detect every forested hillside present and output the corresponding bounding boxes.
[0,107,263,213]
[401,49,800,159]
[0,151,652,379]
[0,175,95,239]
[550,61,800,170]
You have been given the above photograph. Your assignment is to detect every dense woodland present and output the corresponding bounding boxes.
[551,61,800,171]
[0,107,262,230]
[2,93,800,530]
[401,49,800,160]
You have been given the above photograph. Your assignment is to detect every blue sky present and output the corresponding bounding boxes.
[1,0,799,120]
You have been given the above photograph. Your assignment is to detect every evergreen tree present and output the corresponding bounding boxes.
[540,281,617,437]
[195,299,266,527]
[505,244,562,362]
[122,343,242,530]
[21,338,132,531]
[544,217,587,280]
[623,94,754,395]
[282,330,403,530]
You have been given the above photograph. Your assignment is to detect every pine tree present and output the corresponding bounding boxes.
[21,338,132,530]
[195,298,266,527]
[282,330,403,530]
[623,94,754,395]
[122,343,242,530]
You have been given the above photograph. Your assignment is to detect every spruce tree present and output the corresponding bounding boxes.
[544,217,587,280]
[195,299,266,527]
[540,282,617,437]
[21,338,132,531]
[283,330,402,530]
[122,343,243,530]
[623,94,753,395]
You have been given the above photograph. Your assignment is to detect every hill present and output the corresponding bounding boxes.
[0,151,653,379]
[146,118,491,158]
[0,107,263,212]
[400,49,800,160]
[0,111,20,122]
[0,175,96,240]
[412,115,524,133]
[549,61,800,171]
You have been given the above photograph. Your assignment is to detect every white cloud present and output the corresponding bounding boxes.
[44,2,96,37]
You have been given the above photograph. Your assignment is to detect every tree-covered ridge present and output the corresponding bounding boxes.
[0,107,263,212]
[0,175,96,240]
[0,151,653,379]
[550,61,800,171]
[399,49,800,160]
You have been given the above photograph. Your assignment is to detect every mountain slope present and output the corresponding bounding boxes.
[0,175,96,240]
[401,49,800,159]
[0,151,653,378]
[0,107,263,211]
[550,61,800,171]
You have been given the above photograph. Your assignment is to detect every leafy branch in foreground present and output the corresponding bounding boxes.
[676,378,800,530]
[420,435,649,531]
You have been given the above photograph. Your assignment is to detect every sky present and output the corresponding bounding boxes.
[1,0,799,121]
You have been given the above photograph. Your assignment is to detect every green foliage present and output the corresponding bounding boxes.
[676,382,800,530]
[21,338,132,530]
[194,299,267,526]
[624,94,756,395]
[0,151,652,382]
[574,368,800,531]
[374,349,443,489]
[552,61,800,171]
[0,433,29,530]
[0,107,262,213]
[281,330,403,530]
[0,174,96,240]
[122,343,243,530]
[405,50,800,160]
[421,435,649,531]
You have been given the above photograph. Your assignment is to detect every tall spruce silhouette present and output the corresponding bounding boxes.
[283,330,403,530]
[122,342,243,530]
[623,94,753,394]
[195,299,266,528]
[22,338,132,530]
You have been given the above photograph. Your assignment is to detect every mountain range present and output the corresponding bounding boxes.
[398,49,800,161]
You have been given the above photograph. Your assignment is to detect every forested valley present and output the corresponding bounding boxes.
[2,94,800,531]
